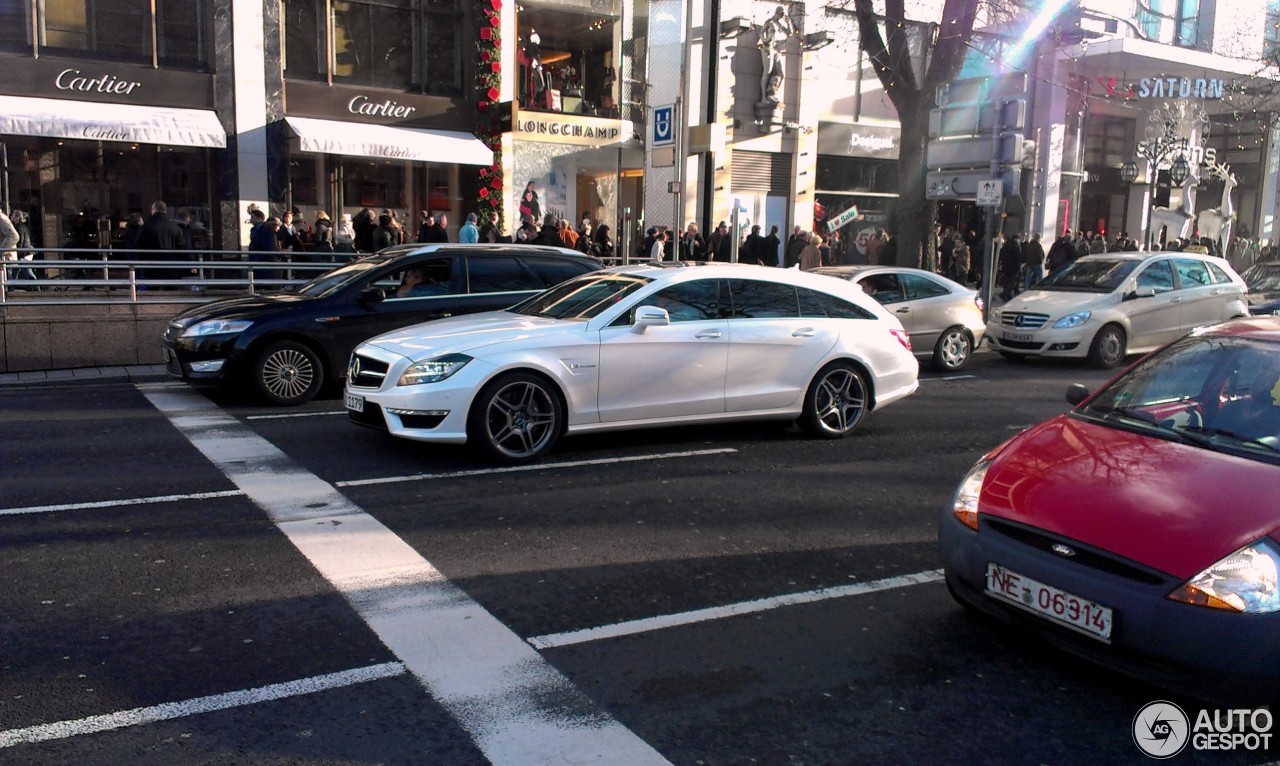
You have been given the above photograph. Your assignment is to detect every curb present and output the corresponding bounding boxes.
[0,364,169,387]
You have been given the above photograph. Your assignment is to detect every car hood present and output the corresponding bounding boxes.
[172,293,309,324]
[360,312,580,358]
[998,289,1114,318]
[980,415,1280,579]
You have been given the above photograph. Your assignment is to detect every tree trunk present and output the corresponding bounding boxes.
[891,97,931,268]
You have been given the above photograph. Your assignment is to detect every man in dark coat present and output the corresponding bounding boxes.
[533,214,560,246]
[742,224,766,265]
[370,214,398,252]
[425,213,449,243]
[998,233,1023,302]
[785,226,808,267]
[137,201,188,284]
[353,208,377,252]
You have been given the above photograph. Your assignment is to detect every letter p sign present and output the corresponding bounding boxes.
[653,105,674,146]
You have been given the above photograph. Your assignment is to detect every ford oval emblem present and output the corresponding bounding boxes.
[1051,543,1076,558]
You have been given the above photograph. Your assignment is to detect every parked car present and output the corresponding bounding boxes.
[345,262,920,463]
[811,265,985,371]
[1242,259,1280,315]
[987,252,1248,368]
[940,317,1280,703]
[162,244,602,405]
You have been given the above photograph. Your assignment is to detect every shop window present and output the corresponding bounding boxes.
[5,0,207,68]
[157,0,207,69]
[1268,0,1280,62]
[422,0,462,93]
[517,0,622,117]
[0,2,31,49]
[332,0,414,88]
[42,0,151,61]
[284,0,326,81]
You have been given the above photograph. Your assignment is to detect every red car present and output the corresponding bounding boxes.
[940,317,1280,703]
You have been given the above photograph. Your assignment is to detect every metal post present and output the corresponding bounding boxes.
[981,99,1003,321]
[730,204,740,263]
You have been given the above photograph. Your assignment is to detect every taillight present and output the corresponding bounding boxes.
[890,328,912,351]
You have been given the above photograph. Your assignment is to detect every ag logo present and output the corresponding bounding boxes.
[1133,701,1189,758]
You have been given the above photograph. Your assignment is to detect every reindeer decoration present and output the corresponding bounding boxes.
[1196,160,1238,253]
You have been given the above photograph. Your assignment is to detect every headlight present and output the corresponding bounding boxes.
[1168,539,1280,613]
[952,459,992,531]
[180,319,253,338]
[397,353,472,386]
[1052,311,1091,329]
[990,308,1003,323]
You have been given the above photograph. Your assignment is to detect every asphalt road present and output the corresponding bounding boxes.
[1,351,1274,766]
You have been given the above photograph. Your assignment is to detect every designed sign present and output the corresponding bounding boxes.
[653,105,674,146]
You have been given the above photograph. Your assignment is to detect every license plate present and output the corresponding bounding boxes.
[344,393,365,413]
[984,563,1113,642]
[1002,331,1033,343]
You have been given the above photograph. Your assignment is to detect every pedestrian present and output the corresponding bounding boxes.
[353,208,376,252]
[335,213,356,258]
[515,214,538,243]
[428,213,450,243]
[865,228,886,265]
[533,214,560,246]
[276,209,300,254]
[313,211,335,261]
[951,234,970,284]
[592,224,614,260]
[649,229,667,261]
[762,225,781,266]
[799,233,824,270]
[1022,232,1045,292]
[386,210,405,244]
[248,215,283,284]
[478,211,501,243]
[136,200,188,285]
[784,225,807,267]
[417,211,434,243]
[371,213,398,251]
[939,227,955,276]
[707,220,727,258]
[7,210,37,285]
[459,212,480,243]
[0,209,19,283]
[557,218,579,249]
[742,224,765,265]
[999,232,1022,301]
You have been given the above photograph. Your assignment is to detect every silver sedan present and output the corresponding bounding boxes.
[811,266,986,371]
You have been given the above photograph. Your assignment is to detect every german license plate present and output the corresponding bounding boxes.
[1002,331,1033,343]
[344,393,365,413]
[985,563,1113,642]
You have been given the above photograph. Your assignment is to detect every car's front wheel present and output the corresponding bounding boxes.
[1087,324,1127,369]
[798,362,868,438]
[251,339,324,405]
[932,326,973,371]
[468,372,563,463]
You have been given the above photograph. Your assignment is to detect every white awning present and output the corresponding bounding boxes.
[285,116,492,166]
[0,95,226,148]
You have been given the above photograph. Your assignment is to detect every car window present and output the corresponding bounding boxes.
[616,279,722,325]
[726,279,799,318]
[856,273,901,303]
[1135,260,1175,293]
[901,273,950,300]
[1173,258,1211,287]
[523,257,593,287]
[1244,263,1280,292]
[466,256,544,294]
[797,286,876,319]
[1038,259,1139,292]
[383,257,452,299]
[511,273,651,319]
[1205,261,1233,285]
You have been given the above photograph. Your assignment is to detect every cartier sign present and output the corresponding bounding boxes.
[55,68,142,95]
[348,95,416,119]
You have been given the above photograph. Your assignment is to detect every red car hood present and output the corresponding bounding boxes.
[981,415,1280,580]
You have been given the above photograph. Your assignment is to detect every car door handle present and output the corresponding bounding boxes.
[1171,296,1183,303]
[792,328,816,337]
[895,307,910,314]
[695,330,722,339]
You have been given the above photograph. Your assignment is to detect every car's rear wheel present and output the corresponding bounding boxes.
[468,372,562,463]
[251,340,324,405]
[1087,324,1127,369]
[932,326,973,371]
[798,362,868,439]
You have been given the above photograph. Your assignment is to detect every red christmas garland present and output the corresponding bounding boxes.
[475,1,504,230]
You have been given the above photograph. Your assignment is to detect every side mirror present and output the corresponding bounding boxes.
[359,286,386,303]
[631,304,670,333]
[1065,383,1091,406]
[1126,286,1156,300]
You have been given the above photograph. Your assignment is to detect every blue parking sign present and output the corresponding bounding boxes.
[653,105,674,146]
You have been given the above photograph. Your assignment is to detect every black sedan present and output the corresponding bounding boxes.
[162,244,601,404]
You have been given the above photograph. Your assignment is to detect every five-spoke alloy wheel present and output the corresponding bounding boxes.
[469,372,563,463]
[799,362,869,438]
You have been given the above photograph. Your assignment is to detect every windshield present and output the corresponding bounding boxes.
[1038,259,1139,292]
[1244,263,1280,293]
[510,273,652,319]
[1075,334,1280,462]
[294,255,393,298]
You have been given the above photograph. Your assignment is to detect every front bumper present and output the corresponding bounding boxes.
[939,512,1280,704]
[343,348,494,444]
[984,320,1091,358]
[161,332,244,385]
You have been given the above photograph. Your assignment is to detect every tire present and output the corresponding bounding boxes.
[251,340,324,405]
[1087,324,1127,369]
[468,372,563,463]
[797,362,869,439]
[932,326,973,372]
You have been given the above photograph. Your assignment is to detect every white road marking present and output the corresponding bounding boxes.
[0,490,244,517]
[527,570,945,650]
[920,374,976,382]
[245,411,347,420]
[337,448,740,487]
[141,387,672,766]
[0,663,405,748]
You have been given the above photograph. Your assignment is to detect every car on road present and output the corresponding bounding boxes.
[162,244,601,405]
[1242,259,1280,315]
[987,252,1248,368]
[940,317,1280,703]
[345,262,920,463]
[811,265,985,371]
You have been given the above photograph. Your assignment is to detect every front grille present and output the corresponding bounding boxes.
[985,518,1167,586]
[997,339,1044,350]
[348,402,387,430]
[348,354,390,389]
[1001,312,1050,330]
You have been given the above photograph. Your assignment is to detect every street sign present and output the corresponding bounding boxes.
[936,72,1030,107]
[653,105,674,146]
[928,100,1026,138]
[976,179,1003,207]
[926,168,1021,201]
[927,133,1025,168]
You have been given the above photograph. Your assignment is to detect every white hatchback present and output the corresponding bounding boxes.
[987,252,1249,368]
[345,263,920,462]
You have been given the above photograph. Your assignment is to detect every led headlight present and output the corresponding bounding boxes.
[397,353,472,386]
[1168,539,1280,613]
[952,459,992,531]
[990,308,1003,324]
[180,319,253,338]
[1052,311,1091,329]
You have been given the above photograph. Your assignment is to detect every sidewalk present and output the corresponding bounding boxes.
[0,364,168,387]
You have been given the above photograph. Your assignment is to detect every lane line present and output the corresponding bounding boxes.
[140,387,672,766]
[0,490,244,517]
[245,411,347,420]
[527,569,945,650]
[920,374,977,382]
[0,663,405,748]
[337,448,740,487]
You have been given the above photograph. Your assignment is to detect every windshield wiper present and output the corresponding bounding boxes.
[1180,425,1280,453]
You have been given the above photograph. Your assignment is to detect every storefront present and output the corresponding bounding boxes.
[815,122,900,262]
[0,57,223,251]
